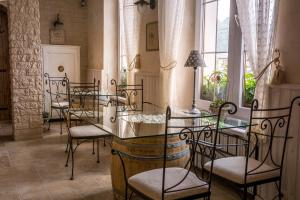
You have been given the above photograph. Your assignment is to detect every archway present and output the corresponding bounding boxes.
[0,4,12,138]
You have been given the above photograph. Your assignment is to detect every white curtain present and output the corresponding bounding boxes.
[119,0,141,84]
[237,1,280,198]
[236,0,280,108]
[158,0,185,107]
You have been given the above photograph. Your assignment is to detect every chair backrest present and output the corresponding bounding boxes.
[162,102,237,199]
[110,79,144,112]
[67,78,100,122]
[44,73,69,105]
[245,96,300,184]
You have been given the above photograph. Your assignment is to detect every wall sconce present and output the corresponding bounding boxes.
[134,0,156,13]
[81,0,87,7]
[53,14,64,28]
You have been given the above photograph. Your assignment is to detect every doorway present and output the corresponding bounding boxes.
[0,5,12,138]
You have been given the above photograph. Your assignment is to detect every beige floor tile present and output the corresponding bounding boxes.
[0,122,241,200]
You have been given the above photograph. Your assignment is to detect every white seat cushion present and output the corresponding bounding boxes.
[204,156,280,185]
[70,111,103,119]
[69,125,109,138]
[109,96,127,104]
[52,101,69,108]
[128,167,209,200]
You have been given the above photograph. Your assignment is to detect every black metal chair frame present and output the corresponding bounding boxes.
[44,73,69,134]
[65,79,102,153]
[110,79,144,122]
[209,96,300,200]
[112,102,238,200]
[63,82,111,180]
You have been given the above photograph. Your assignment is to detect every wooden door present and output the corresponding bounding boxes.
[42,45,80,118]
[0,6,11,121]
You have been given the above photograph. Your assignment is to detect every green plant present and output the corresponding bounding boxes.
[243,72,256,106]
[210,99,226,108]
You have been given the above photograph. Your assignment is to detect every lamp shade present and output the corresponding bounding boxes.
[184,50,206,68]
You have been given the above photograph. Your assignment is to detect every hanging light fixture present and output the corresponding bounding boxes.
[134,0,156,13]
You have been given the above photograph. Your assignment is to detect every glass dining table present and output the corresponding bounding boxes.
[69,102,250,199]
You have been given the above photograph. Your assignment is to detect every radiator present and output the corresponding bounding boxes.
[264,84,300,200]
[134,71,159,106]
[86,68,102,83]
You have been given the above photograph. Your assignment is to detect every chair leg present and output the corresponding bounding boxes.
[65,134,70,153]
[92,139,95,154]
[243,187,248,200]
[65,139,71,167]
[70,138,75,180]
[278,180,283,200]
[48,109,52,130]
[59,109,63,135]
[128,191,133,200]
[97,139,100,163]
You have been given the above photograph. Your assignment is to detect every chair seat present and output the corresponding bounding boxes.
[128,167,209,200]
[69,125,109,138]
[52,101,69,108]
[70,111,103,119]
[204,156,280,185]
[109,96,127,104]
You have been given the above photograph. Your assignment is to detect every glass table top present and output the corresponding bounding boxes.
[69,103,250,140]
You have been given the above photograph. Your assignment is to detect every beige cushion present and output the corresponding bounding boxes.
[109,96,127,104]
[70,125,109,138]
[204,156,280,185]
[52,101,69,108]
[128,167,209,200]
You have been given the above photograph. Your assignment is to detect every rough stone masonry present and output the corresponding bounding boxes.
[8,0,43,140]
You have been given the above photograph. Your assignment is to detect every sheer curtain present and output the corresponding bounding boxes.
[237,1,280,198]
[158,0,185,107]
[119,0,141,84]
[236,0,280,108]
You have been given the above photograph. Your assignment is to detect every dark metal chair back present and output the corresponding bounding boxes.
[162,102,238,199]
[110,79,144,112]
[67,78,100,122]
[244,96,300,185]
[44,73,69,107]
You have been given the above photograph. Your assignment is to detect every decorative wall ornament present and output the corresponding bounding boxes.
[146,21,159,51]
[50,14,65,44]
[50,29,65,45]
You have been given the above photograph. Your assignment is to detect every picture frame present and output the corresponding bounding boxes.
[146,21,159,51]
[50,29,65,45]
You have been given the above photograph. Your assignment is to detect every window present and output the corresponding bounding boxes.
[196,0,256,117]
[119,1,128,85]
[200,0,230,102]
[242,52,256,107]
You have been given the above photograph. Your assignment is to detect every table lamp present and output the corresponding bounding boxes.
[184,50,206,114]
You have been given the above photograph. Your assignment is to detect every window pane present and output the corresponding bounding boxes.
[203,1,217,52]
[242,53,256,107]
[200,0,230,102]
[216,0,230,52]
[201,53,215,101]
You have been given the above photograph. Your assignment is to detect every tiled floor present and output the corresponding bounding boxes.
[0,123,240,200]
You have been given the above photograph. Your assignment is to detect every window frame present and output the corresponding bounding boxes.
[195,0,250,119]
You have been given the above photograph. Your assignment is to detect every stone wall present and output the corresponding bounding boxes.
[8,0,43,140]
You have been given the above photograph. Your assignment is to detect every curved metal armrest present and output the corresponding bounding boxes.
[190,139,248,149]
[111,148,163,160]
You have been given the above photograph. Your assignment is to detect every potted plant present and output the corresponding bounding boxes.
[209,99,230,116]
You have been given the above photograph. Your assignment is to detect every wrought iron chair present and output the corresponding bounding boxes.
[112,102,238,200]
[110,79,144,122]
[44,73,69,134]
[204,96,300,199]
[63,82,111,180]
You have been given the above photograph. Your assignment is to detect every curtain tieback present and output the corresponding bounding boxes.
[127,54,140,72]
[160,61,177,71]
[255,49,280,82]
